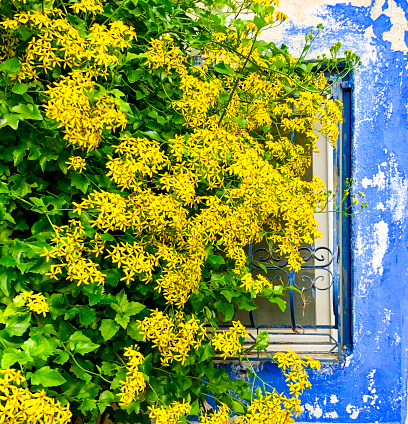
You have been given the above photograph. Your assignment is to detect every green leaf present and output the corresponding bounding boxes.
[0,330,23,349]
[100,319,120,341]
[0,114,20,130]
[48,293,69,319]
[269,296,286,312]
[97,390,117,413]
[5,313,31,337]
[0,267,16,296]
[126,321,144,341]
[70,172,89,194]
[0,256,15,268]
[214,62,235,76]
[38,151,58,172]
[12,84,28,94]
[255,331,269,351]
[197,342,214,362]
[68,331,99,355]
[230,398,246,415]
[1,348,32,368]
[22,334,56,360]
[11,103,42,120]
[54,350,70,365]
[125,301,145,316]
[230,116,247,128]
[115,313,130,329]
[223,303,235,322]
[79,307,96,327]
[208,255,225,266]
[29,366,66,387]
[13,148,26,166]
[0,57,20,74]
[110,289,128,313]
[234,296,258,311]
[79,398,98,414]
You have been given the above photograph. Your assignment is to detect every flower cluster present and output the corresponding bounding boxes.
[0,368,72,423]
[66,156,86,173]
[21,291,49,316]
[199,403,230,424]
[138,310,206,366]
[106,135,169,190]
[42,220,106,286]
[240,273,275,295]
[118,345,146,407]
[236,351,320,424]
[0,9,136,81]
[44,70,127,151]
[148,400,191,424]
[70,0,104,14]
[274,351,320,396]
[212,321,248,359]
[235,391,301,424]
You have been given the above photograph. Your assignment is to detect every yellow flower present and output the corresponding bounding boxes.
[148,400,191,424]
[118,345,146,407]
[212,321,248,359]
[66,156,86,173]
[20,291,49,316]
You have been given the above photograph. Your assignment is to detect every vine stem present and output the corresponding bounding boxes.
[59,340,113,384]
[218,30,260,126]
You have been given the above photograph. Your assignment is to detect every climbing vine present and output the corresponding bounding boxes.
[0,0,363,422]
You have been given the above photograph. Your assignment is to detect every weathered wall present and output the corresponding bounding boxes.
[224,1,408,422]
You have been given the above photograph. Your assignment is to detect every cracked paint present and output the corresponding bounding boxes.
[371,220,389,275]
[346,404,361,419]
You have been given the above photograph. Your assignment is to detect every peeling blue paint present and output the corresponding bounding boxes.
[372,14,392,39]
[222,2,408,423]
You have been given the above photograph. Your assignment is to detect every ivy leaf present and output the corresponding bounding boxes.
[0,267,17,296]
[0,114,19,130]
[48,293,69,319]
[223,303,235,322]
[11,103,43,121]
[100,319,120,341]
[78,399,98,415]
[0,330,23,349]
[68,331,99,355]
[234,296,258,311]
[54,349,70,365]
[115,313,130,329]
[5,313,31,337]
[70,363,93,383]
[1,348,32,368]
[269,296,286,312]
[255,331,269,351]
[125,302,145,316]
[11,83,28,94]
[208,255,225,267]
[22,334,56,360]
[79,307,96,327]
[0,57,20,74]
[197,342,214,362]
[97,390,117,413]
[70,173,89,194]
[28,366,66,387]
[127,321,144,341]
[214,62,235,76]
[110,289,128,313]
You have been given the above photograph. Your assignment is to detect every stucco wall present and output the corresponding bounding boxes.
[223,1,408,423]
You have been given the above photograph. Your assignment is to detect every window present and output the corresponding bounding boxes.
[235,73,353,362]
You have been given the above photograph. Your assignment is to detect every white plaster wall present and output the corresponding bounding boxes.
[261,0,408,54]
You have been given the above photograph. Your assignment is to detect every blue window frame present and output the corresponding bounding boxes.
[239,72,353,362]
